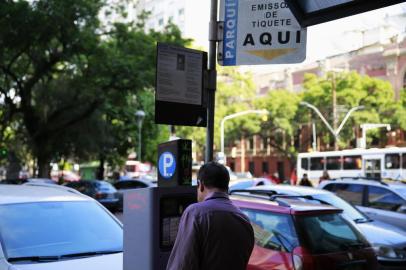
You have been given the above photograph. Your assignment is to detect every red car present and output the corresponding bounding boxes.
[230,191,378,270]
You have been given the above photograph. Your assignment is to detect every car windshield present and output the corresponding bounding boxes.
[312,193,369,222]
[391,185,406,198]
[296,213,368,255]
[97,181,117,192]
[0,201,122,260]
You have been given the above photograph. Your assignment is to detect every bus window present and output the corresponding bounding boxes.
[385,154,400,169]
[343,156,362,170]
[310,157,324,171]
[301,158,309,170]
[403,154,406,169]
[326,156,341,170]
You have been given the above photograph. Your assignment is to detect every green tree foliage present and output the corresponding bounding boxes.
[301,71,397,148]
[394,89,406,130]
[177,67,261,157]
[0,0,189,177]
[255,89,300,162]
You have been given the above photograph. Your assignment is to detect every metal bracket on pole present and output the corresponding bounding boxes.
[209,21,223,42]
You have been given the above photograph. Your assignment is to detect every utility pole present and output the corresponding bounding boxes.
[205,0,218,162]
[331,72,338,150]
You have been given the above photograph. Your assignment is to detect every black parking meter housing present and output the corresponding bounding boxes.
[158,139,192,187]
[124,138,196,270]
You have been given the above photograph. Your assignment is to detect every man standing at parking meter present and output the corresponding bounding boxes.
[167,162,254,270]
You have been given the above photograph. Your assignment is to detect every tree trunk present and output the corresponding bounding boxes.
[6,151,21,179]
[96,155,105,180]
[37,154,51,178]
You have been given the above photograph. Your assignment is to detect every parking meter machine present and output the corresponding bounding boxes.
[124,139,197,270]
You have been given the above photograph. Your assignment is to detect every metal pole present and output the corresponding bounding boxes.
[312,122,317,151]
[220,110,268,154]
[138,122,142,161]
[205,0,218,162]
[300,102,336,137]
[220,117,226,154]
[332,73,338,150]
[335,106,364,136]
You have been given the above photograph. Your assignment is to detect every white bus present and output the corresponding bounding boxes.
[297,147,406,183]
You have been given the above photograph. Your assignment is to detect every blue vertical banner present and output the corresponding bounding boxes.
[222,0,239,66]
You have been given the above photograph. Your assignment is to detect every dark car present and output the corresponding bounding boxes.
[113,179,156,211]
[65,180,119,211]
[231,191,378,270]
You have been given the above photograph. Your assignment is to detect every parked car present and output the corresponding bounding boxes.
[244,185,406,269]
[235,171,254,179]
[65,180,119,211]
[113,179,156,211]
[0,178,57,185]
[230,191,378,270]
[229,178,273,192]
[0,184,122,270]
[318,179,406,231]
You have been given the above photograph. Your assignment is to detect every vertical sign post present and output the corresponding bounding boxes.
[205,0,219,162]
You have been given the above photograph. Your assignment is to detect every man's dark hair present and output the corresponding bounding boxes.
[198,162,230,190]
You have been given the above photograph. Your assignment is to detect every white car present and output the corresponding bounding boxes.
[0,184,123,270]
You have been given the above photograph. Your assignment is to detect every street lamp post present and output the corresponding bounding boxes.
[220,109,268,155]
[300,101,364,149]
[135,110,145,161]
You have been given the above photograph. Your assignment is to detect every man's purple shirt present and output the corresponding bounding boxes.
[166,192,254,270]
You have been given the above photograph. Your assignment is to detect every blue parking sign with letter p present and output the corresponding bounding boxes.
[159,152,176,179]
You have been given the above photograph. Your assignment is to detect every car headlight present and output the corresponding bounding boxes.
[373,245,406,260]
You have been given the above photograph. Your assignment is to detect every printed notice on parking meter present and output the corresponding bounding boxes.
[156,44,204,105]
[219,0,307,65]
[162,216,181,247]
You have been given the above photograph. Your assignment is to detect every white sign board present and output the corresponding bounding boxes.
[219,0,307,66]
[156,44,204,105]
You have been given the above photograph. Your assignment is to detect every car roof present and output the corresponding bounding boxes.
[231,192,341,215]
[249,184,330,196]
[0,184,90,205]
[320,179,404,188]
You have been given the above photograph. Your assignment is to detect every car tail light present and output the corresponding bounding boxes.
[95,192,107,199]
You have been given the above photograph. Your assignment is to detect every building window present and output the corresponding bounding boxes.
[262,162,269,174]
[158,18,164,26]
[178,8,184,21]
[249,161,255,175]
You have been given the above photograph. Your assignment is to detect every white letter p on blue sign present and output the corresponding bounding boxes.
[159,152,176,179]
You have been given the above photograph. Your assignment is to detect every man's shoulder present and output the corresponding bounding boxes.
[185,197,244,217]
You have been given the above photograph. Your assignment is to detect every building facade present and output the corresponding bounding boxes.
[229,20,406,180]
[136,0,209,48]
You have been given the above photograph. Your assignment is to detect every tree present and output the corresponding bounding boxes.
[0,0,190,177]
[301,71,398,149]
[255,89,300,164]
[177,67,260,159]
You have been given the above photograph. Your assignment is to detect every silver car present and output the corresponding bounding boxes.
[240,185,406,269]
[0,184,123,270]
[318,179,406,231]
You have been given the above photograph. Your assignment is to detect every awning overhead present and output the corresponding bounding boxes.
[285,0,405,27]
